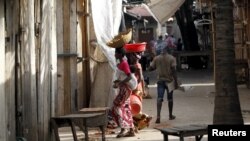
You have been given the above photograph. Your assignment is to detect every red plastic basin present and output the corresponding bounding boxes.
[124,42,147,53]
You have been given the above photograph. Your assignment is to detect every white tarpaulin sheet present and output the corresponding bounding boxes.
[147,0,185,24]
[90,0,122,107]
[91,0,122,70]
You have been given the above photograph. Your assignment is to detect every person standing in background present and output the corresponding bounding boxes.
[148,37,157,62]
[155,35,166,56]
[140,37,156,71]
[165,34,177,55]
[177,38,183,51]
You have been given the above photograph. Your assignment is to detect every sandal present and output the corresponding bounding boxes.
[116,133,125,138]
[169,115,176,120]
[123,131,136,137]
[116,129,126,138]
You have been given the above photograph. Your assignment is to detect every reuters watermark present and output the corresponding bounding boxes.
[208,125,250,140]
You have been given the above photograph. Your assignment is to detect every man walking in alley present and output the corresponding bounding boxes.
[147,46,178,123]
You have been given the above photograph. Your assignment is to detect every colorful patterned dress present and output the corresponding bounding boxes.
[108,59,134,129]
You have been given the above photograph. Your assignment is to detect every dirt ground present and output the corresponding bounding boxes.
[58,69,250,141]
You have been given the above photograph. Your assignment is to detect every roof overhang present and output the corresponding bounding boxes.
[125,5,158,22]
[146,0,185,24]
